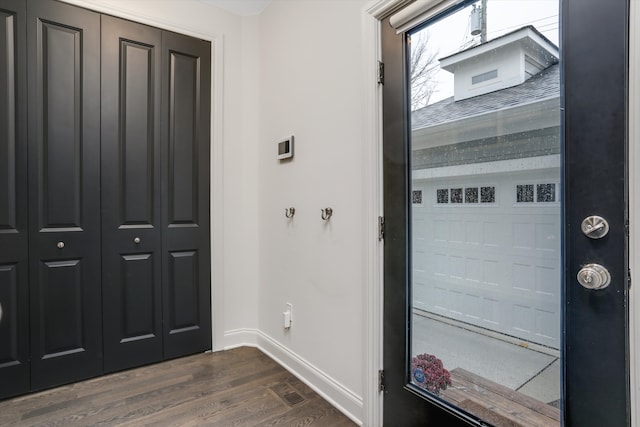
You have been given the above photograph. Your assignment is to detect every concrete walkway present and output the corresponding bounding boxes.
[412,313,560,405]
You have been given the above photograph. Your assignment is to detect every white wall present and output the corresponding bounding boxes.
[255,0,370,422]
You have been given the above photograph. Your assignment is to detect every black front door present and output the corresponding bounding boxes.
[27,0,102,389]
[382,0,629,425]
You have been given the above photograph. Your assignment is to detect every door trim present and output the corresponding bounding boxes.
[57,0,225,351]
[363,2,386,426]
[629,0,639,423]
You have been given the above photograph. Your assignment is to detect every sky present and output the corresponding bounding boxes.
[412,0,559,105]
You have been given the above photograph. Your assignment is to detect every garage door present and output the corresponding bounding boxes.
[412,161,561,349]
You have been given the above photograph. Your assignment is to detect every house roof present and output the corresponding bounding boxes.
[411,63,559,130]
[438,25,559,64]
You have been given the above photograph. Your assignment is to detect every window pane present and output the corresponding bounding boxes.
[465,187,478,203]
[450,188,463,203]
[409,2,561,424]
[537,183,556,202]
[517,184,535,203]
[437,188,449,204]
[480,186,495,203]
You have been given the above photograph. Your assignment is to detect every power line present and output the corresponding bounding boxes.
[486,14,558,36]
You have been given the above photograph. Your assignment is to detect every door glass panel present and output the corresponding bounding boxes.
[408,1,561,424]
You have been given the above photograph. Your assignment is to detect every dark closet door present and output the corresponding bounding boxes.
[161,31,211,359]
[0,0,29,400]
[101,15,163,373]
[27,0,102,389]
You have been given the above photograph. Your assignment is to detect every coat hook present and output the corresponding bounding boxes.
[321,207,333,221]
[285,207,296,218]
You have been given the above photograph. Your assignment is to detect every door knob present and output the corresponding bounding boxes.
[577,264,611,290]
[133,237,141,244]
[57,241,65,249]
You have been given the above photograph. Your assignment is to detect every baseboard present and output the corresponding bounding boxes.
[223,329,363,425]
[223,328,259,349]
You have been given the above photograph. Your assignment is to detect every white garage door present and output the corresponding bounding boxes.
[412,166,561,349]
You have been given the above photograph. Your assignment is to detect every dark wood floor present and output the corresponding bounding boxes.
[442,368,560,427]
[0,347,356,426]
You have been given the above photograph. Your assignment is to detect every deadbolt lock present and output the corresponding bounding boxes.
[581,216,609,239]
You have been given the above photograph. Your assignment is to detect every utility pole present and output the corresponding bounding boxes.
[470,0,488,43]
[480,0,487,43]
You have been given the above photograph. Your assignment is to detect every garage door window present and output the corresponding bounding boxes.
[516,183,558,203]
[435,186,496,204]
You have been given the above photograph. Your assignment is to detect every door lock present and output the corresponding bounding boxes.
[581,216,609,239]
[577,264,611,290]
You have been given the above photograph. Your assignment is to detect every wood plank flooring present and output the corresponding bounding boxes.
[0,347,356,427]
[441,368,560,427]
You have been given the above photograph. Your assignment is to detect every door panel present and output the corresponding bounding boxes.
[39,22,82,228]
[167,52,199,225]
[119,254,155,337]
[0,5,20,230]
[161,31,211,359]
[167,250,200,332]
[101,15,163,373]
[28,0,102,389]
[0,0,28,400]
[382,0,629,425]
[0,263,29,399]
[39,260,84,354]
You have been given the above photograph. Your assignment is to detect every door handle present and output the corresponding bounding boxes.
[577,264,611,290]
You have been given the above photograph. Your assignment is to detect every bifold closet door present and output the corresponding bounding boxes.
[101,15,163,373]
[27,0,102,389]
[161,31,211,359]
[0,0,29,400]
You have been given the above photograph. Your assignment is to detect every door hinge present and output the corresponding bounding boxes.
[378,369,386,392]
[629,268,632,290]
[378,216,385,241]
[377,61,384,85]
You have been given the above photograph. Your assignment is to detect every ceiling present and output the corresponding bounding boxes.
[198,0,272,16]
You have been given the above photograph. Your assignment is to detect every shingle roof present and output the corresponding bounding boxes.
[411,63,560,130]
